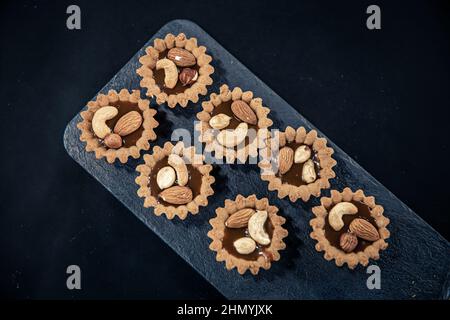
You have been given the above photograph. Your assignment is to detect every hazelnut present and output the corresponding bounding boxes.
[104,133,123,149]
[179,68,198,86]
[340,233,358,253]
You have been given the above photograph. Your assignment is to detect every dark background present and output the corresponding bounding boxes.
[0,0,449,299]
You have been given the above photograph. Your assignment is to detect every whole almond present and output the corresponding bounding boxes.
[278,147,294,174]
[349,218,380,242]
[104,133,122,149]
[167,48,196,67]
[114,111,143,137]
[225,208,255,228]
[159,186,193,205]
[231,100,257,125]
[340,233,358,253]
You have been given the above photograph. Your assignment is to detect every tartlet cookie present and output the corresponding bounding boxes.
[208,194,288,275]
[77,89,159,164]
[258,126,336,202]
[137,33,214,108]
[135,142,215,220]
[310,188,390,269]
[196,84,273,163]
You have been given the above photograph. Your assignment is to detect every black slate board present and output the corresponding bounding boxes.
[63,20,450,299]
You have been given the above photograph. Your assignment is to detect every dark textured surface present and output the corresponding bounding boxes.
[64,20,450,299]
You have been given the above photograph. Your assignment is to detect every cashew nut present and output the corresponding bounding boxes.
[156,166,176,190]
[328,202,358,231]
[233,237,256,255]
[248,210,271,245]
[156,58,178,89]
[168,154,189,187]
[294,145,311,164]
[92,106,118,139]
[302,159,317,183]
[216,123,248,148]
[209,113,231,130]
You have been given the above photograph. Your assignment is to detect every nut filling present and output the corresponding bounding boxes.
[325,201,378,253]
[93,101,144,148]
[208,195,288,275]
[137,33,214,108]
[222,211,275,261]
[259,126,336,202]
[153,50,200,95]
[276,142,320,186]
[136,142,215,220]
[197,85,273,163]
[78,89,159,164]
[149,157,202,207]
[210,100,258,148]
[310,188,390,269]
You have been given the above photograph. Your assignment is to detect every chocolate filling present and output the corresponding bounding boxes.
[324,201,378,253]
[276,142,320,186]
[222,217,274,261]
[92,100,144,148]
[149,157,203,207]
[153,50,200,95]
[210,100,258,147]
